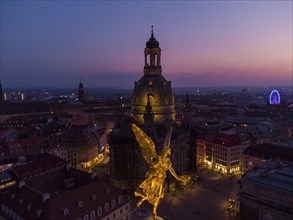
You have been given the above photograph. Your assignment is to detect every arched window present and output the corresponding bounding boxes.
[83,214,89,220]
[90,211,95,220]
[104,203,109,212]
[154,53,157,66]
[118,196,123,204]
[111,199,116,208]
[146,54,150,66]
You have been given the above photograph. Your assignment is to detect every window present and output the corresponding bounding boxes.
[91,194,97,201]
[90,211,95,220]
[83,214,89,220]
[62,208,69,216]
[111,199,116,208]
[113,213,116,219]
[97,207,102,216]
[77,201,83,208]
[104,203,109,212]
[125,205,128,211]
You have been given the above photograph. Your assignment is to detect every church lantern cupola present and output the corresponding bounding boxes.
[144,26,162,75]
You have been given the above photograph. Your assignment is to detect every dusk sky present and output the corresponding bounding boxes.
[0,1,292,88]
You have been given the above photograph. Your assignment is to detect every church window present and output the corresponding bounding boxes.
[146,54,150,66]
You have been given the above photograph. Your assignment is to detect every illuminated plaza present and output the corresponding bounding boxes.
[132,168,238,220]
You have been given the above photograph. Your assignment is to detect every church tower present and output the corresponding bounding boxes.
[0,81,4,103]
[183,94,192,129]
[77,79,85,103]
[144,26,162,75]
[131,27,175,125]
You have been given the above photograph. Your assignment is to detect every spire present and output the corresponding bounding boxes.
[116,95,125,128]
[77,79,85,103]
[79,78,84,88]
[151,25,154,38]
[0,80,3,103]
[184,94,191,111]
[118,95,125,117]
[183,94,192,130]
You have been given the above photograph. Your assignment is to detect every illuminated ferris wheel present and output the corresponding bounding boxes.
[269,90,280,105]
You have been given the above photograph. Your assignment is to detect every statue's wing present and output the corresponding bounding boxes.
[163,127,173,148]
[131,124,158,166]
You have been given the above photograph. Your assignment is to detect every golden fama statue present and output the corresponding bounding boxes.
[131,124,191,220]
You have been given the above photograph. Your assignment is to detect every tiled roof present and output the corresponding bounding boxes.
[43,180,127,220]
[244,142,293,161]
[1,177,128,220]
[0,185,45,219]
[13,153,66,179]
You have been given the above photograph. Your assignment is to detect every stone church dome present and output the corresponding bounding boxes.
[146,37,159,49]
[131,27,175,125]
[146,32,160,49]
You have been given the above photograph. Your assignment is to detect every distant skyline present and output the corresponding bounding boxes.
[0,1,292,88]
